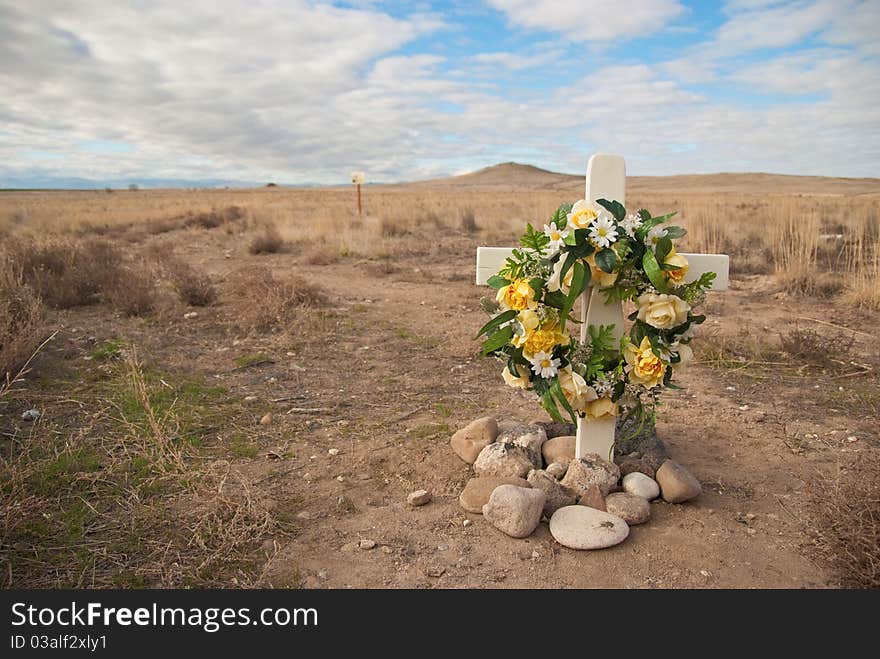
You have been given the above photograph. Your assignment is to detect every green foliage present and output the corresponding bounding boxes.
[550,203,572,230]
[486,275,510,290]
[519,223,550,252]
[90,339,124,361]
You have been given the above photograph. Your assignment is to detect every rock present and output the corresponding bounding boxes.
[533,421,577,439]
[617,457,655,479]
[462,519,472,528]
[510,430,547,468]
[641,446,670,473]
[549,505,629,550]
[656,460,702,503]
[542,435,576,465]
[450,417,499,464]
[614,414,667,457]
[622,472,660,500]
[259,412,273,425]
[328,448,340,456]
[408,489,432,506]
[577,485,607,511]
[605,492,651,525]
[21,409,41,422]
[459,476,530,513]
[473,442,534,479]
[496,421,543,441]
[546,462,568,480]
[482,485,545,538]
[358,539,377,550]
[559,454,620,497]
[527,469,576,516]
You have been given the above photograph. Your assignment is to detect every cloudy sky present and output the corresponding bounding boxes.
[1,0,878,187]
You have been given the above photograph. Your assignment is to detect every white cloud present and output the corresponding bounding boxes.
[486,0,685,42]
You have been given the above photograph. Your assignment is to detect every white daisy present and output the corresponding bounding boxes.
[588,214,618,248]
[620,213,643,238]
[647,226,668,246]
[542,222,569,250]
[593,376,613,397]
[529,351,560,379]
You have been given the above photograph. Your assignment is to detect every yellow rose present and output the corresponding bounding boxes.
[547,257,574,293]
[566,199,598,230]
[585,253,618,288]
[636,292,690,330]
[584,397,618,419]
[664,250,689,285]
[515,318,568,357]
[496,278,537,311]
[558,366,596,411]
[624,336,667,388]
[502,363,531,389]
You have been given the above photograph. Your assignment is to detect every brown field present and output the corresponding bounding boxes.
[1,163,878,588]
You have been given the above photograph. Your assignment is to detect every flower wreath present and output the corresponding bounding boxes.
[476,198,716,432]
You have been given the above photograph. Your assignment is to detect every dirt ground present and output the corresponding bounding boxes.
[8,216,876,589]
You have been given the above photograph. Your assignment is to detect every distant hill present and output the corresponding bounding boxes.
[407,162,880,196]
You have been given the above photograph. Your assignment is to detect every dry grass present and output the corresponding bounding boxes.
[0,348,290,587]
[0,252,44,382]
[809,450,880,588]
[228,266,327,332]
[159,255,217,306]
[248,223,287,254]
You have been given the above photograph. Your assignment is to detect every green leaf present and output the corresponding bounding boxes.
[534,378,564,423]
[550,377,577,425]
[630,321,647,347]
[595,248,617,273]
[656,236,673,263]
[559,251,575,285]
[596,198,626,221]
[482,326,514,355]
[543,290,567,310]
[475,309,517,339]
[520,223,551,252]
[486,275,510,290]
[642,249,669,293]
[611,380,626,402]
[550,203,573,230]
[528,277,544,296]
[664,226,687,239]
[635,210,678,239]
[560,261,589,332]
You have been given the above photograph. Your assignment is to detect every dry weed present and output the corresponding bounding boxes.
[0,251,44,381]
[248,223,287,254]
[228,265,327,332]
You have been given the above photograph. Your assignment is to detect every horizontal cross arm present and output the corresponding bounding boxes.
[476,247,729,291]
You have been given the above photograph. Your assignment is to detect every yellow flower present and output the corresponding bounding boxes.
[624,336,667,389]
[584,397,618,419]
[513,316,569,358]
[566,199,599,230]
[585,253,618,288]
[664,249,689,285]
[558,366,596,411]
[502,363,531,389]
[635,292,690,330]
[496,279,537,311]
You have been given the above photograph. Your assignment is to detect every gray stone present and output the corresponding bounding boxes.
[511,430,547,468]
[450,417,499,464]
[527,469,576,516]
[605,492,651,525]
[578,485,606,511]
[473,442,534,479]
[407,489,432,506]
[459,476,531,513]
[617,457,656,479]
[533,421,577,439]
[496,421,544,442]
[559,454,621,497]
[656,460,702,503]
[622,472,660,500]
[546,462,568,480]
[549,505,629,550]
[358,539,377,550]
[542,435,575,465]
[21,409,40,421]
[482,485,546,538]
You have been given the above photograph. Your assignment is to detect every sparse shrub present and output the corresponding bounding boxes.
[103,265,156,316]
[808,451,880,588]
[460,208,479,233]
[303,248,339,266]
[161,256,217,306]
[248,224,287,254]
[0,252,44,382]
[779,326,852,367]
[229,266,326,332]
[380,218,408,237]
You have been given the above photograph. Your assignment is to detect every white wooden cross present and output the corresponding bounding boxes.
[476,154,729,461]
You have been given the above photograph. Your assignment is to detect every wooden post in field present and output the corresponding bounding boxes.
[475,154,730,461]
[351,171,365,216]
